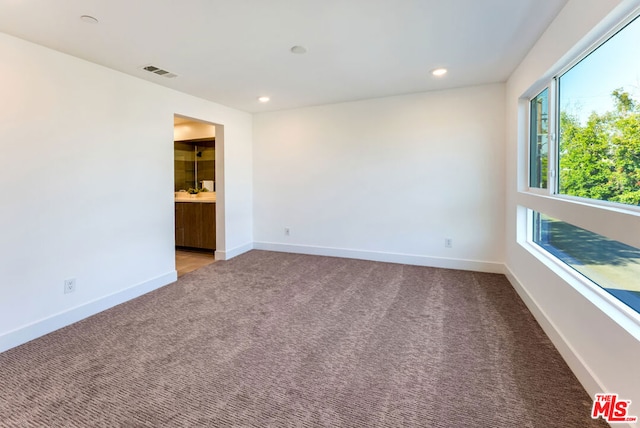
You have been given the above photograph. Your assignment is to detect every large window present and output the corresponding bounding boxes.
[526,13,640,317]
[532,211,640,314]
[557,16,640,206]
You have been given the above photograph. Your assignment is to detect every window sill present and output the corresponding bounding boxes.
[519,239,640,342]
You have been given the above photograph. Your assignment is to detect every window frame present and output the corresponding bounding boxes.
[528,87,550,191]
[533,13,640,214]
[522,207,640,336]
[519,6,640,335]
[527,209,640,323]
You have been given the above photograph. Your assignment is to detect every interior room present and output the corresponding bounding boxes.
[173,116,217,276]
[0,0,639,426]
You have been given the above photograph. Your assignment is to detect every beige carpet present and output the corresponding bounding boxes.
[0,250,607,427]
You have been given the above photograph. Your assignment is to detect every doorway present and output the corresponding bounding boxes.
[173,115,223,276]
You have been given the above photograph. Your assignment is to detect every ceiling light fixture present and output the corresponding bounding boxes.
[80,15,99,24]
[431,68,448,77]
[290,45,307,54]
[258,96,270,103]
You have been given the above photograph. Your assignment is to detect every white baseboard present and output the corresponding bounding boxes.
[503,266,640,426]
[0,271,177,354]
[503,265,605,398]
[215,242,254,261]
[253,241,504,273]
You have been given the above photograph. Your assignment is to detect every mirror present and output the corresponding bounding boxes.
[174,138,215,192]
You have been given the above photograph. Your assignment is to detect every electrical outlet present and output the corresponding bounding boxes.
[284,227,291,236]
[64,278,76,294]
[444,238,453,248]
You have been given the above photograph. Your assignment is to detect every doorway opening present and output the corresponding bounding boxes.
[173,115,224,276]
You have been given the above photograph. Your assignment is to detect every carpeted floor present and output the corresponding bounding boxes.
[0,250,607,427]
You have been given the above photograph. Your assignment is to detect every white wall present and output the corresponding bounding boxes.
[253,84,505,272]
[0,32,253,352]
[505,0,640,414]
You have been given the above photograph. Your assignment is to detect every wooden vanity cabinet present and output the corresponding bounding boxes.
[175,202,216,250]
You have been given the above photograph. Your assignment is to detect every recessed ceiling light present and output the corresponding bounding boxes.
[431,68,448,77]
[80,15,99,24]
[290,45,307,54]
[258,96,270,103]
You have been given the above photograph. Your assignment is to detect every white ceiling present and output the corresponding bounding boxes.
[0,0,568,113]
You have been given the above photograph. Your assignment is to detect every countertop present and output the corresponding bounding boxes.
[175,192,216,203]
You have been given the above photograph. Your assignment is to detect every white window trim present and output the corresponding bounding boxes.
[523,5,640,202]
[519,215,640,342]
[547,78,558,195]
[517,191,640,251]
[518,5,640,338]
[526,87,551,192]
[520,5,640,243]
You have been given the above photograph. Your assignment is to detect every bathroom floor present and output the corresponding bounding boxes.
[175,249,215,277]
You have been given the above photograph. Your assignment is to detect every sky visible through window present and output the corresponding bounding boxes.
[560,16,640,124]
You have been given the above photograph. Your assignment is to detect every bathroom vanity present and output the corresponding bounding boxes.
[174,194,216,250]
[173,129,216,251]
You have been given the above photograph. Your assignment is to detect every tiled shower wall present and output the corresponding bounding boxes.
[174,141,215,191]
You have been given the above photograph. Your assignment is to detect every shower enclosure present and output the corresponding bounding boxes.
[174,139,215,192]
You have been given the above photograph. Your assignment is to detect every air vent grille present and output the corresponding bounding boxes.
[142,65,178,79]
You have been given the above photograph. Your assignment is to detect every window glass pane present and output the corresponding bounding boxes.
[557,16,640,206]
[532,211,640,314]
[530,88,549,188]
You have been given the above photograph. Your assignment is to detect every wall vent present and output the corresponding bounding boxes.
[142,65,178,78]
